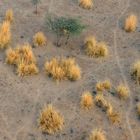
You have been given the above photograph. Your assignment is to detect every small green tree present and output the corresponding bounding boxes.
[46,17,85,47]
[32,0,41,14]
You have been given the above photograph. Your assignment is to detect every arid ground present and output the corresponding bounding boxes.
[0,0,140,140]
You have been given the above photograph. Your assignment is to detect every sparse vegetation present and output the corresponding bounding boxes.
[116,84,129,100]
[96,80,111,92]
[47,17,85,46]
[0,21,11,49]
[136,103,140,117]
[131,61,140,84]
[39,104,64,134]
[89,129,106,140]
[33,32,47,47]
[81,91,94,110]
[5,9,14,23]
[125,14,137,32]
[6,43,38,76]
[79,0,93,10]
[32,0,41,14]
[85,36,108,57]
[44,57,81,81]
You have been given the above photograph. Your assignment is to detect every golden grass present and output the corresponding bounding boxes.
[89,129,106,140]
[96,80,111,91]
[39,104,64,134]
[85,36,108,57]
[6,43,38,76]
[125,14,137,32]
[131,61,140,84]
[5,9,14,23]
[116,84,129,100]
[33,32,47,47]
[44,57,81,81]
[79,0,93,9]
[0,21,11,49]
[96,82,104,92]
[81,91,94,110]
[137,103,140,116]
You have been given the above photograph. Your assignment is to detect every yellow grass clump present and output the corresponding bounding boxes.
[79,0,93,9]
[33,32,47,47]
[85,36,108,57]
[44,57,81,81]
[81,91,94,110]
[136,103,140,116]
[5,9,14,23]
[39,104,64,134]
[89,129,106,140]
[96,82,104,92]
[0,21,11,49]
[131,61,140,84]
[96,80,111,91]
[125,14,137,32]
[116,84,129,100]
[6,43,38,76]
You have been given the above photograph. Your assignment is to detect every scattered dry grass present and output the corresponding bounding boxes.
[81,91,94,110]
[125,14,137,32]
[79,0,93,9]
[39,104,64,134]
[44,57,81,81]
[85,36,108,57]
[0,21,11,49]
[6,43,38,76]
[131,61,140,84]
[33,32,47,47]
[89,129,106,140]
[96,82,104,92]
[5,9,14,23]
[96,80,111,91]
[116,84,129,100]
[136,103,140,117]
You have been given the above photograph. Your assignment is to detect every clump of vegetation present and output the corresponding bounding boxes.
[79,0,93,10]
[0,21,11,49]
[33,32,47,47]
[44,57,81,81]
[85,36,108,57]
[47,16,85,46]
[124,14,137,32]
[5,9,14,23]
[80,91,94,110]
[136,103,140,117]
[96,80,111,91]
[32,0,41,14]
[6,43,38,76]
[89,129,106,140]
[131,61,140,84]
[39,104,64,134]
[116,84,129,100]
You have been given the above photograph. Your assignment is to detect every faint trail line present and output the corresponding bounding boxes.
[114,0,135,140]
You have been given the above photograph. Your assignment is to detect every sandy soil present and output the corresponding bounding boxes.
[0,0,140,140]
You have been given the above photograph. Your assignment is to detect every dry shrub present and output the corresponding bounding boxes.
[81,91,94,110]
[116,84,129,100]
[85,36,108,57]
[6,43,38,76]
[33,32,47,47]
[79,0,93,9]
[89,129,106,140]
[5,9,14,23]
[125,14,137,32]
[131,61,140,84]
[0,21,11,49]
[137,103,140,116]
[44,57,81,81]
[39,104,64,134]
[96,82,104,92]
[96,80,111,91]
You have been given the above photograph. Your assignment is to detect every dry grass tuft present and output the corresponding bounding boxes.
[0,21,11,49]
[116,84,129,100]
[81,91,94,110]
[44,57,81,81]
[79,0,93,9]
[6,43,38,76]
[96,80,111,91]
[33,32,47,47]
[136,103,140,117]
[96,82,104,92]
[39,104,64,134]
[131,61,140,84]
[89,129,106,140]
[125,14,137,32]
[5,9,14,23]
[85,36,108,57]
